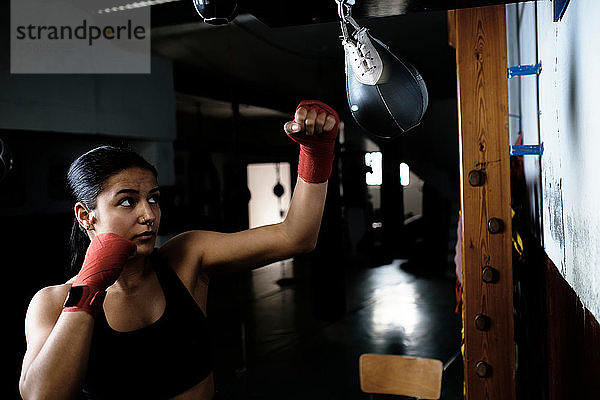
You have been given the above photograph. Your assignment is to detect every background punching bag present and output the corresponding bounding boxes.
[193,0,238,25]
[0,138,14,184]
[342,26,428,139]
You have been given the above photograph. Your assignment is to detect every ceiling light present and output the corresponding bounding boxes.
[97,0,182,14]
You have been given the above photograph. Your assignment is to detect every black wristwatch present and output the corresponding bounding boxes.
[63,285,85,308]
[63,285,106,316]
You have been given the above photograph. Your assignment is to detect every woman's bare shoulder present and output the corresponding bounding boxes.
[156,231,210,267]
[156,231,210,284]
[26,281,74,320]
[23,282,72,339]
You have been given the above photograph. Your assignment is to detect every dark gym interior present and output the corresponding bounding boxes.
[4,1,552,399]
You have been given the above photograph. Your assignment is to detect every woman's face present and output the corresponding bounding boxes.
[85,167,161,256]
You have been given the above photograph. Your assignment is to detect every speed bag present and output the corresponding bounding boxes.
[344,28,428,139]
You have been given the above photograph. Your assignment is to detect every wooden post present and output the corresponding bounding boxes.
[455,5,516,400]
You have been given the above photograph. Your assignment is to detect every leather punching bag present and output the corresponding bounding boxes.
[343,27,428,139]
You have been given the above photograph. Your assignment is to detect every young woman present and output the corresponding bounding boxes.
[19,100,339,400]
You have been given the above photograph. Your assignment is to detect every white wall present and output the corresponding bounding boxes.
[247,162,292,229]
[246,162,293,288]
[507,0,600,319]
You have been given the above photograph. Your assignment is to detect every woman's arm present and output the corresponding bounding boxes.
[20,233,136,399]
[162,100,338,274]
[281,176,328,252]
[165,177,327,274]
[19,285,95,400]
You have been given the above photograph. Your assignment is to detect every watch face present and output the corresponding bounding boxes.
[64,286,84,308]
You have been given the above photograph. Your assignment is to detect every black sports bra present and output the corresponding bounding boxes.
[81,249,213,399]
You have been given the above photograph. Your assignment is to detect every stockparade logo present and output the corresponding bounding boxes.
[11,0,150,73]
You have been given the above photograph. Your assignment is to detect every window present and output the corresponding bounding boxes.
[365,151,382,186]
[400,162,410,186]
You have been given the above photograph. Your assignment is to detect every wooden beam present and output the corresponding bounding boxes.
[455,5,516,400]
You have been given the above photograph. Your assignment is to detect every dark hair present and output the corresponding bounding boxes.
[66,145,158,274]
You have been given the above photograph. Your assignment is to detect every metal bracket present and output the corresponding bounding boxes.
[336,0,360,41]
[510,143,544,156]
[508,62,542,78]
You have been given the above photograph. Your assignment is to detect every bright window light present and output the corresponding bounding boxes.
[365,152,382,185]
[400,162,410,186]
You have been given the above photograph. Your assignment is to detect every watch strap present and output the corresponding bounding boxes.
[63,285,106,318]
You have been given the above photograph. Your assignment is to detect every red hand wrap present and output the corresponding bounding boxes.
[286,100,340,184]
[63,232,136,317]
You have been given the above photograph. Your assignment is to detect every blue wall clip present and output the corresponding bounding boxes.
[510,143,544,156]
[508,63,542,78]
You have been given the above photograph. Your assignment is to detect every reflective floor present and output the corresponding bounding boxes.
[209,257,464,400]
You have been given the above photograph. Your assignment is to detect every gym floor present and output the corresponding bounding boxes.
[209,256,464,400]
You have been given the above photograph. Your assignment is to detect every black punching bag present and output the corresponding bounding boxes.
[343,28,428,139]
[193,0,238,25]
